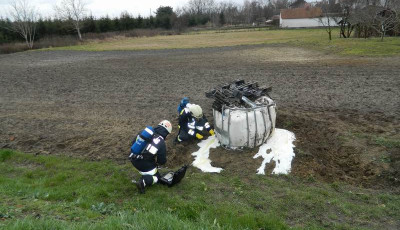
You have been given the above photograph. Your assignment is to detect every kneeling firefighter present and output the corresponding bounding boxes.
[129,120,172,194]
[176,104,215,143]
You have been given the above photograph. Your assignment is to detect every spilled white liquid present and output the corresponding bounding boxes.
[191,135,223,173]
[191,129,295,175]
[253,128,296,175]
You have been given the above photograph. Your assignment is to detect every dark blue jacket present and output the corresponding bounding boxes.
[131,126,168,172]
[178,108,211,137]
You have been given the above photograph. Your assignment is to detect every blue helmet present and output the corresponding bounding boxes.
[180,97,189,106]
[177,97,190,113]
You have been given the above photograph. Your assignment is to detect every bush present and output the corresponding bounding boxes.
[34,35,81,48]
[0,29,183,54]
[0,35,81,54]
[0,43,28,54]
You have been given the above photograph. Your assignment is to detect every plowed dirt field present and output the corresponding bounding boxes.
[1,44,399,190]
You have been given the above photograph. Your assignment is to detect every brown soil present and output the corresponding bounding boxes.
[0,44,399,191]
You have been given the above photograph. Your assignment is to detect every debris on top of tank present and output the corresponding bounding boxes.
[205,79,273,111]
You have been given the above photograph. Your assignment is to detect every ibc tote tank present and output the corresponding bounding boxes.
[213,96,276,149]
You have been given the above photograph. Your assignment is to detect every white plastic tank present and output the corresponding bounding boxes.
[213,96,276,149]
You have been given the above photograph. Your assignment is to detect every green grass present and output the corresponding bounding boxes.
[375,137,400,148]
[0,149,399,229]
[342,132,400,149]
[45,28,400,56]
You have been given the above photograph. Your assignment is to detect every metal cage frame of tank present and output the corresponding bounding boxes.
[213,98,276,149]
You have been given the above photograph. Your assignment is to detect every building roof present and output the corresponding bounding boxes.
[280,7,323,19]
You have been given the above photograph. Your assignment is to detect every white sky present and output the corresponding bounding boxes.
[0,0,314,19]
[0,0,221,18]
[0,0,187,18]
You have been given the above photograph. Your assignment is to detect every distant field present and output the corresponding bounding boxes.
[47,28,400,56]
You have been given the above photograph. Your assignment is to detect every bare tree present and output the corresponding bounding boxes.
[55,0,87,40]
[187,0,216,16]
[338,5,354,38]
[179,0,292,27]
[272,0,292,12]
[353,5,378,38]
[221,1,240,25]
[337,0,359,38]
[4,0,38,49]
[372,8,398,40]
[241,0,264,24]
[380,0,400,35]
[317,0,340,40]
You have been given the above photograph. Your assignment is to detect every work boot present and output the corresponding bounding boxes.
[136,180,145,194]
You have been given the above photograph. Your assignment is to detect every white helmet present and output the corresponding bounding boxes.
[158,120,172,133]
[188,104,203,119]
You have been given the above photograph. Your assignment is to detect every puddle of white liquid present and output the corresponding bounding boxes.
[191,135,223,173]
[253,128,296,175]
[191,129,295,175]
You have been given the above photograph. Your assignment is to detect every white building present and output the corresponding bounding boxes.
[280,7,338,28]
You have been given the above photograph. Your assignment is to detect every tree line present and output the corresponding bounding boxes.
[0,14,159,43]
[317,0,400,40]
[0,0,293,47]
[1,0,400,49]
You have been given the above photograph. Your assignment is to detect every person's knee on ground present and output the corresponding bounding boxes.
[175,129,192,143]
[136,173,160,194]
[142,174,159,186]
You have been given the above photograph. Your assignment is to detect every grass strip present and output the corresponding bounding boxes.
[0,149,399,229]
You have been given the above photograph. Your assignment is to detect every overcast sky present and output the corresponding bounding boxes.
[0,0,185,18]
[0,0,314,18]
[0,0,216,18]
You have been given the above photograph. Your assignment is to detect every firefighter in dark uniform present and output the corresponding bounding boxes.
[176,104,214,143]
[130,120,172,194]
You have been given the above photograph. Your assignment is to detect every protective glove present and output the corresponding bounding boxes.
[209,129,215,136]
[195,133,204,140]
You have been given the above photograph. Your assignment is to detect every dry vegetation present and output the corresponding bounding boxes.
[0,29,179,54]
[45,28,400,56]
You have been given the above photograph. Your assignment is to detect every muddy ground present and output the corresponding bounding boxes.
[0,44,399,191]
